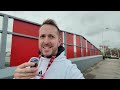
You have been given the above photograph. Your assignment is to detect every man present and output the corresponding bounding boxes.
[14,19,84,79]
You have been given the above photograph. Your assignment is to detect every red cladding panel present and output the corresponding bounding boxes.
[94,50,96,55]
[86,48,88,56]
[10,20,40,66]
[91,50,93,56]
[66,45,74,59]
[60,31,63,43]
[87,42,91,49]
[96,50,98,55]
[66,33,73,45]
[81,48,86,57]
[10,36,39,66]
[87,42,89,49]
[90,50,92,56]
[92,50,94,55]
[94,50,95,55]
[87,42,88,48]
[95,50,96,55]
[93,50,95,55]
[13,19,40,37]
[83,48,86,56]
[89,43,91,49]
[90,44,92,49]
[88,49,90,56]
[96,51,98,55]
[76,35,81,46]
[82,38,86,48]
[97,49,99,55]
[76,47,81,57]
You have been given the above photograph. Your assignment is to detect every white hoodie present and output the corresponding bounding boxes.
[34,52,84,79]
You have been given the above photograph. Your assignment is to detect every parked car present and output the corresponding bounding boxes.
[110,55,119,59]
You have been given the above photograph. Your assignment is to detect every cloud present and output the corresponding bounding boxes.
[1,11,120,49]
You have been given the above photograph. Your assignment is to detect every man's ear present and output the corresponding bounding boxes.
[58,38,62,47]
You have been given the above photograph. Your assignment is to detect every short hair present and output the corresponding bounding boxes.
[41,19,60,37]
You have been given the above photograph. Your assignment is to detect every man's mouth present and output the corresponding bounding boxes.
[43,46,52,49]
[42,46,52,54]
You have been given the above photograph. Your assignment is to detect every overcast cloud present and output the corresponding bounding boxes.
[0,11,120,49]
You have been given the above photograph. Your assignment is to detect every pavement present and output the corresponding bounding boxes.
[83,58,120,79]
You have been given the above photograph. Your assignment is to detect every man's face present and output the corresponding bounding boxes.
[39,24,61,58]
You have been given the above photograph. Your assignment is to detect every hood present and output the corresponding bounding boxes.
[56,45,65,58]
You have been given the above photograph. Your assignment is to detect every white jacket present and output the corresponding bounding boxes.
[34,52,84,79]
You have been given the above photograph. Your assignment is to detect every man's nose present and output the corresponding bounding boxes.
[44,37,49,44]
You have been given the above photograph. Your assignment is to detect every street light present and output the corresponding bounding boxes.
[102,27,109,56]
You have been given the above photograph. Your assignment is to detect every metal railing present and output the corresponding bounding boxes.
[0,13,101,69]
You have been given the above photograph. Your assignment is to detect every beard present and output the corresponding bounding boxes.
[39,43,58,58]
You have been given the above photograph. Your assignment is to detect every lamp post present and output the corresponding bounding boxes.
[102,30,104,56]
[102,27,109,57]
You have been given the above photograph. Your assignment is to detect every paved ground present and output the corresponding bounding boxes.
[83,58,120,79]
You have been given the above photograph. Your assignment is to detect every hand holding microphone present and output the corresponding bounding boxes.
[14,57,39,79]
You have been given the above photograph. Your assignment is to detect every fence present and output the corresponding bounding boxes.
[0,13,101,69]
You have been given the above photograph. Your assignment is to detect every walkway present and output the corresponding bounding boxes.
[83,58,120,79]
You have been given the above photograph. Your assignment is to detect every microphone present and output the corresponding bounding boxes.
[29,57,39,68]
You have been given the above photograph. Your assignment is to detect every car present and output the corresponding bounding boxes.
[110,56,119,59]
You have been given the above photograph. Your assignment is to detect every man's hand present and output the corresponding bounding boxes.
[14,62,38,79]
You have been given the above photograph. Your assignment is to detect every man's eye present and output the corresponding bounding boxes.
[49,35,54,38]
[40,35,45,39]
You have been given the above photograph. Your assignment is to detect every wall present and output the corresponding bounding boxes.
[71,55,103,72]
[0,56,103,79]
